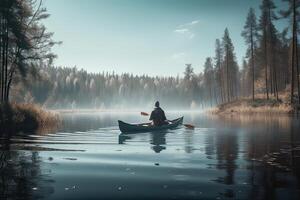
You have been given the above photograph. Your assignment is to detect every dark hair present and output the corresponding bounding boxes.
[155,101,160,107]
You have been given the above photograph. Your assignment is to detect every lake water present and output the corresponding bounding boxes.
[1,111,300,200]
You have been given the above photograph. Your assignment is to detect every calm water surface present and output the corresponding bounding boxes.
[1,112,300,200]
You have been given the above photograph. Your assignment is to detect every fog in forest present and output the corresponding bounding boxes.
[10,64,215,110]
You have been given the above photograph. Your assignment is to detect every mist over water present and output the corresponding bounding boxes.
[1,112,300,200]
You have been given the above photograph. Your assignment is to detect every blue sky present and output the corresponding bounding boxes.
[43,0,286,76]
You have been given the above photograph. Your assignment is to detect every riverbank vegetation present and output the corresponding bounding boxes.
[0,103,60,133]
[211,98,294,115]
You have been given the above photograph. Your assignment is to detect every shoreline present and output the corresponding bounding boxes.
[0,103,61,134]
[51,108,206,114]
[209,98,299,115]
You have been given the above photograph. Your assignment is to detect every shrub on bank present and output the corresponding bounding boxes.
[0,103,60,134]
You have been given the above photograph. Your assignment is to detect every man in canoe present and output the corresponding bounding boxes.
[149,101,168,126]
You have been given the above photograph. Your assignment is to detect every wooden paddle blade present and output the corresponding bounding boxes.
[184,124,195,129]
[141,112,149,116]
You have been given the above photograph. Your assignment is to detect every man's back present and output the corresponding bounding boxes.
[149,107,167,126]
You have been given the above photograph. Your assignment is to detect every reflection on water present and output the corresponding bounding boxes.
[150,132,167,153]
[119,132,167,153]
[0,112,300,199]
[0,148,54,199]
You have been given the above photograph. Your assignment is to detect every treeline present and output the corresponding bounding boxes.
[203,0,300,105]
[11,65,213,109]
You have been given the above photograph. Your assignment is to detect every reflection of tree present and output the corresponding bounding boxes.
[205,132,215,159]
[215,131,238,185]
[290,120,300,174]
[184,130,194,153]
[0,147,54,199]
[246,122,276,199]
[244,116,300,200]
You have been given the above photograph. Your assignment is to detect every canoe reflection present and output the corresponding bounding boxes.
[118,131,167,153]
[150,132,166,153]
[118,134,132,144]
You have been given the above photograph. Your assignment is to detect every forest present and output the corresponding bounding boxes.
[1,0,300,110]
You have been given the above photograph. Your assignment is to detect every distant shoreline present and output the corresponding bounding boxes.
[52,109,206,114]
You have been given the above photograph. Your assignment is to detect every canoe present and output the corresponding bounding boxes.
[118,117,183,134]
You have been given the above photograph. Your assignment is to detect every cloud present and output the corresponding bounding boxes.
[179,20,200,28]
[173,19,200,39]
[174,28,189,34]
[173,28,195,39]
[189,20,200,25]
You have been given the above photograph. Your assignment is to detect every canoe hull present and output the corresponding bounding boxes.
[118,117,183,134]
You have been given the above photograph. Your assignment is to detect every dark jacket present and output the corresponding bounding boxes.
[149,107,167,126]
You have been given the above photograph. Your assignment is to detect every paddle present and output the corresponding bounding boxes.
[141,112,149,116]
[140,112,195,129]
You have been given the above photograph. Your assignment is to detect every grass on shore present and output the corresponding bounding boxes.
[0,103,60,134]
[209,98,294,115]
[209,91,300,115]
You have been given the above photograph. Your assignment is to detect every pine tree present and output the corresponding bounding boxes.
[214,39,224,103]
[204,57,214,106]
[222,28,239,102]
[241,59,249,97]
[184,64,194,81]
[242,8,259,100]
[280,0,300,104]
[258,0,279,100]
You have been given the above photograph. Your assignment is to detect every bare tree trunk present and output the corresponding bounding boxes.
[295,0,300,104]
[267,6,275,99]
[291,38,295,104]
[217,58,224,104]
[296,32,300,103]
[270,61,274,95]
[1,18,6,103]
[6,76,12,102]
[220,68,225,103]
[291,0,296,104]
[270,38,279,100]
[0,17,2,103]
[209,83,212,107]
[274,60,279,100]
[250,26,255,100]
[264,28,269,100]
[226,46,230,102]
[4,19,8,103]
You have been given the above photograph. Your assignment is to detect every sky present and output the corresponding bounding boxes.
[43,0,287,77]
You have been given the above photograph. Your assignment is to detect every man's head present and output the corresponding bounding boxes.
[155,101,160,108]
